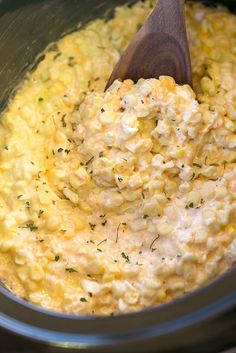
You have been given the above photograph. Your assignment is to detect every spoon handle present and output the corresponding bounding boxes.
[143,0,192,85]
[106,0,192,89]
[148,0,186,41]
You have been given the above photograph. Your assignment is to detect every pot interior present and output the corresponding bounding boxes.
[0,0,235,112]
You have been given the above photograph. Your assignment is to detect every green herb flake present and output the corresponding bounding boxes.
[193,163,202,168]
[38,97,44,102]
[118,177,123,182]
[53,52,61,60]
[61,114,67,128]
[89,223,96,231]
[143,214,149,219]
[97,238,107,247]
[136,262,143,266]
[68,56,75,67]
[101,220,107,226]
[57,148,63,153]
[54,255,60,262]
[65,267,78,273]
[17,195,23,199]
[80,297,87,302]
[137,23,142,30]
[38,209,44,218]
[24,222,38,232]
[85,156,94,166]
[121,252,130,263]
[150,235,160,252]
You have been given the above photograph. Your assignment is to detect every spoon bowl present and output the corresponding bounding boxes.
[106,0,192,89]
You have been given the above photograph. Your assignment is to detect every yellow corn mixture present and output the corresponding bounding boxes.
[0,1,236,315]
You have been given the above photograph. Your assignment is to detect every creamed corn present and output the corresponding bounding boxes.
[0,1,236,315]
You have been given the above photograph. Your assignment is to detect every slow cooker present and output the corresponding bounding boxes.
[0,1,236,352]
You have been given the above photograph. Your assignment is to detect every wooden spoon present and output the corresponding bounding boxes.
[106,0,192,89]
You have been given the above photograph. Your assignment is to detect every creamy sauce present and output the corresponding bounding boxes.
[0,1,236,315]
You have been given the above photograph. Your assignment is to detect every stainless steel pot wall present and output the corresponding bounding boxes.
[0,1,236,352]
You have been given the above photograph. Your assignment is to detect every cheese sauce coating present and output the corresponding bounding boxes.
[0,1,236,315]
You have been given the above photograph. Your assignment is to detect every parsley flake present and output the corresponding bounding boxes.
[80,297,87,302]
[61,114,67,128]
[22,222,38,232]
[38,209,44,218]
[97,238,107,247]
[193,163,202,168]
[86,156,94,166]
[121,252,130,263]
[150,235,160,252]
[65,268,78,273]
[53,52,61,60]
[89,223,96,231]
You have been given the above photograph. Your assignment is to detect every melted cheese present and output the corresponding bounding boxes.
[0,1,236,315]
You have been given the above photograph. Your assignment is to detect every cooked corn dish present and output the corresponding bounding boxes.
[0,1,236,315]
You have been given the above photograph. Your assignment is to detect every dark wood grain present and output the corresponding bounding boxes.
[106,0,192,89]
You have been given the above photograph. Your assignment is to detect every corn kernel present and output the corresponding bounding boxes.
[156,289,166,301]
[200,76,216,96]
[226,224,236,239]
[156,222,173,236]
[63,187,79,204]
[103,273,115,283]
[30,263,44,281]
